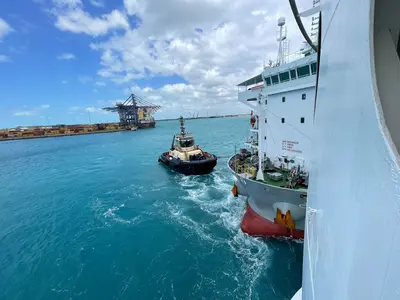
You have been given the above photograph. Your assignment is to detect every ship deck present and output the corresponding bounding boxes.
[228,154,308,190]
[262,170,307,190]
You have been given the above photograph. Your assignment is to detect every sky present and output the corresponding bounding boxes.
[0,0,311,128]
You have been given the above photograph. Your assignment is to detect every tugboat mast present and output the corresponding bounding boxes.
[179,116,186,136]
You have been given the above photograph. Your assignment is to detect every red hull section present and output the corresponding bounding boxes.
[241,204,304,239]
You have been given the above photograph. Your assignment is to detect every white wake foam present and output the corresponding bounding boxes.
[161,170,272,299]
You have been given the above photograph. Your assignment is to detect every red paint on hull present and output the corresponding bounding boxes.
[241,204,304,239]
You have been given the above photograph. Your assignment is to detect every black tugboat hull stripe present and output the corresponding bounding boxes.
[158,153,217,175]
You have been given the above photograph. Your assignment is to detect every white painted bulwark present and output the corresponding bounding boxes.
[238,88,262,103]
[302,0,400,299]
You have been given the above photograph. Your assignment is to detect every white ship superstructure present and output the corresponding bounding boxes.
[229,17,318,238]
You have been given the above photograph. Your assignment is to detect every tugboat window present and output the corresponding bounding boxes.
[282,96,286,102]
[301,117,305,123]
[265,99,267,105]
[265,118,267,123]
[281,118,285,123]
[179,139,194,147]
[302,93,306,100]
[265,77,271,86]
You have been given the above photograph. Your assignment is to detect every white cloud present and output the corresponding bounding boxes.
[51,0,130,36]
[0,18,13,40]
[57,53,76,60]
[89,0,104,8]
[92,88,98,93]
[69,106,81,110]
[86,106,109,114]
[86,106,97,112]
[251,10,267,16]
[14,111,33,116]
[0,55,10,62]
[95,81,106,86]
[50,0,315,118]
[126,83,244,118]
[61,80,68,84]
[96,99,123,106]
[13,104,51,117]
[78,75,92,83]
[123,0,140,15]
[53,0,81,8]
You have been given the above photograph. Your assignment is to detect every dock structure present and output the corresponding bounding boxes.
[103,94,161,129]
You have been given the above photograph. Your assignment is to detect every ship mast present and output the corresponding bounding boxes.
[179,116,186,136]
[276,17,288,66]
[256,17,289,181]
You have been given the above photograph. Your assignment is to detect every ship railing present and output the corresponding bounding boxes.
[245,138,258,145]
[263,50,312,69]
[237,82,264,93]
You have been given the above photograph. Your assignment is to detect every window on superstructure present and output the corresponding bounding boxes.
[282,96,286,102]
[265,118,267,123]
[297,65,310,78]
[271,75,279,85]
[311,63,317,75]
[302,93,306,100]
[301,117,305,123]
[281,118,285,123]
[179,139,194,147]
[290,69,297,80]
[265,77,271,86]
[279,72,290,83]
[265,99,267,105]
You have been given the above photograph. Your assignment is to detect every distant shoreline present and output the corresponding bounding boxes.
[0,129,122,142]
[0,114,249,142]
[157,114,249,122]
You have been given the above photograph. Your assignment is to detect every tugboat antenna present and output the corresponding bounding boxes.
[180,116,186,136]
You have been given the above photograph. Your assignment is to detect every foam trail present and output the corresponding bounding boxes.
[162,170,272,299]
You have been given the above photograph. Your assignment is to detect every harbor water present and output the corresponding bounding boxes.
[0,117,303,300]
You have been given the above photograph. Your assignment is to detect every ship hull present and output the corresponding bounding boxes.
[158,152,217,175]
[138,122,156,129]
[228,156,306,239]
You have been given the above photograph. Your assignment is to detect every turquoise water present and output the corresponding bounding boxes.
[0,117,303,300]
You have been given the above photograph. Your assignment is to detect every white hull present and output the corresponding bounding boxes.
[228,157,307,230]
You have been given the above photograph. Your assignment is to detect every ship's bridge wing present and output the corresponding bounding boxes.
[237,74,263,87]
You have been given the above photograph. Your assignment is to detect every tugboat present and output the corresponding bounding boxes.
[158,116,217,175]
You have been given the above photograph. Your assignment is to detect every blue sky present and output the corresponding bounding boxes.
[0,0,306,128]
